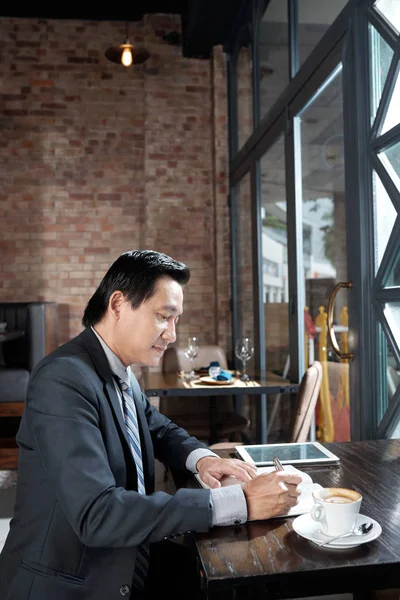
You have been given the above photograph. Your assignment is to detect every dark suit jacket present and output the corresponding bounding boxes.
[0,327,211,600]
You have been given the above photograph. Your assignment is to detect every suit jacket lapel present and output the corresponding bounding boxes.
[78,328,133,461]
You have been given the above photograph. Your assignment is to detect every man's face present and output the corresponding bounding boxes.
[113,275,183,367]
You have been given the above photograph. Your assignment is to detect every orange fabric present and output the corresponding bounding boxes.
[333,404,350,442]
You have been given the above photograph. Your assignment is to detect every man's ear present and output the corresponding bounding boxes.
[109,291,125,320]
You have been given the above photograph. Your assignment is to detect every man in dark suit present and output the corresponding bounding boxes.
[0,250,301,600]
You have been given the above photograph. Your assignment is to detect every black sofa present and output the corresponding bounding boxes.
[0,302,58,405]
[0,302,58,468]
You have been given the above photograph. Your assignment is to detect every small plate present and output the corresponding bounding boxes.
[197,376,236,386]
[292,512,382,549]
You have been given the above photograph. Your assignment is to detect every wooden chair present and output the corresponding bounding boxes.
[289,360,323,442]
[160,345,249,443]
[210,360,322,449]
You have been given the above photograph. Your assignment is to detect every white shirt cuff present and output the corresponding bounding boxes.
[186,448,219,473]
[210,485,248,526]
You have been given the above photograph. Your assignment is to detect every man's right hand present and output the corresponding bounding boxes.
[242,471,302,521]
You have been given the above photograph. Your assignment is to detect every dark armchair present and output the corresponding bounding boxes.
[0,302,58,468]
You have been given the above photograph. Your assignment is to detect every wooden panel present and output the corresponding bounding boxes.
[0,403,24,417]
[0,437,18,470]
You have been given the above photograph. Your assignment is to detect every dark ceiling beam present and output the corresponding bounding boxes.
[183,0,247,58]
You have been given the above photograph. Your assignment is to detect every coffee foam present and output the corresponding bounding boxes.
[318,487,361,503]
[325,496,353,504]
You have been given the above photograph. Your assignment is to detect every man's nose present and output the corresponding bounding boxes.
[163,322,176,343]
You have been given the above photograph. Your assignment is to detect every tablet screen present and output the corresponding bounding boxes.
[235,442,339,466]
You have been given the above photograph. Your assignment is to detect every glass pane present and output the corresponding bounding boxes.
[260,134,289,378]
[238,44,254,151]
[235,174,257,441]
[373,170,397,269]
[375,0,400,34]
[378,139,400,191]
[235,173,255,356]
[378,326,400,428]
[259,135,291,443]
[299,65,350,443]
[381,70,400,135]
[298,0,348,69]
[259,0,289,119]
[369,23,394,126]
[386,251,400,287]
[383,302,400,348]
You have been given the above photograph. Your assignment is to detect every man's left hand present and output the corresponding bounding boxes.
[196,456,257,489]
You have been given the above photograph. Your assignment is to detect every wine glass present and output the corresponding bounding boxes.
[184,336,200,379]
[235,337,254,382]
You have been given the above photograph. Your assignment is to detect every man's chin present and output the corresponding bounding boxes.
[146,352,163,367]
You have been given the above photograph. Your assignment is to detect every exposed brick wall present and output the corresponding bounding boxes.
[0,15,231,361]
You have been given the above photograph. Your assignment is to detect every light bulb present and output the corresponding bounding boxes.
[121,47,133,67]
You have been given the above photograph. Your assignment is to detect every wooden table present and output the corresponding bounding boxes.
[176,440,400,600]
[141,371,299,444]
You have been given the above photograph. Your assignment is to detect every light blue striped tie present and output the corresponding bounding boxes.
[117,377,150,590]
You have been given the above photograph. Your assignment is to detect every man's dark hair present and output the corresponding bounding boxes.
[82,250,190,327]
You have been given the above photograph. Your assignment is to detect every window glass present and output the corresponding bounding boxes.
[375,0,400,34]
[298,0,348,69]
[259,0,289,119]
[385,253,400,288]
[260,135,289,379]
[299,66,350,443]
[383,302,400,348]
[379,325,400,430]
[381,71,400,135]
[373,170,397,270]
[378,140,400,191]
[235,173,255,347]
[238,44,254,151]
[369,23,394,126]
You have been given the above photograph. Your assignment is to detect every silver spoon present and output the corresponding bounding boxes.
[316,521,374,547]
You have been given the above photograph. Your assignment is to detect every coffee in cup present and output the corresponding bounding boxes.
[311,487,362,536]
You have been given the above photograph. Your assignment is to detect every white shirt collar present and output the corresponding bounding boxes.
[91,326,131,387]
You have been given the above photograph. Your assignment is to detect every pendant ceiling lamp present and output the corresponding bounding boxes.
[105,23,150,67]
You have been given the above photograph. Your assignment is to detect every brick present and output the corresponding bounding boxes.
[0,17,230,353]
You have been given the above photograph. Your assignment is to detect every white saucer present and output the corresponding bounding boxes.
[292,513,382,549]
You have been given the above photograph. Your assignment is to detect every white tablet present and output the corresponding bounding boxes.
[235,441,340,467]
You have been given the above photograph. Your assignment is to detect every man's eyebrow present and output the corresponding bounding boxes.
[159,305,181,314]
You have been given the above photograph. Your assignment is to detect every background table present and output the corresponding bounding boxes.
[175,439,400,600]
[141,371,299,444]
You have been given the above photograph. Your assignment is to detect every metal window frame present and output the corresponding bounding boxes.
[368,1,400,436]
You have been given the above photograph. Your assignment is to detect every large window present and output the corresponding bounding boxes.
[298,66,350,442]
[228,0,400,441]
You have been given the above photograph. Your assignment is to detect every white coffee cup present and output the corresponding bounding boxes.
[0,322,7,333]
[311,487,362,536]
